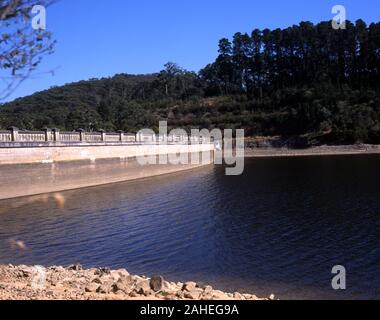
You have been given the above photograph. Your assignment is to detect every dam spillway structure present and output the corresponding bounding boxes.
[0,127,215,200]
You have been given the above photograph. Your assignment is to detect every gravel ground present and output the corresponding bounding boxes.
[0,264,270,300]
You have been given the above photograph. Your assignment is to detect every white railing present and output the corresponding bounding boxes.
[0,132,12,142]
[0,128,210,145]
[105,133,121,142]
[18,131,46,142]
[85,132,102,142]
[60,132,81,142]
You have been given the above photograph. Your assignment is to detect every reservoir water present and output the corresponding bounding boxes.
[0,156,379,299]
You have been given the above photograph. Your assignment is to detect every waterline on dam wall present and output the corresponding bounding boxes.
[0,143,215,165]
[0,152,214,200]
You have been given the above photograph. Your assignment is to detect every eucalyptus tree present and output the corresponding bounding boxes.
[0,0,56,100]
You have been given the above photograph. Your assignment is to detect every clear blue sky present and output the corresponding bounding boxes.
[5,0,380,101]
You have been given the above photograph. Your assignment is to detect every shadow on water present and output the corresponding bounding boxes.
[0,155,379,299]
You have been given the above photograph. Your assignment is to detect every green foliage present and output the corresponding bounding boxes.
[0,20,379,145]
[0,0,56,100]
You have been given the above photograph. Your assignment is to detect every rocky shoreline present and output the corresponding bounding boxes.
[0,264,268,300]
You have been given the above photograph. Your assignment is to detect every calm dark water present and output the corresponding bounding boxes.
[0,156,379,300]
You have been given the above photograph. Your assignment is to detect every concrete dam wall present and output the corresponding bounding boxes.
[0,143,214,165]
[0,142,215,200]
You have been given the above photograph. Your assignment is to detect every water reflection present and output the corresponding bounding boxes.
[8,238,27,250]
[0,156,379,300]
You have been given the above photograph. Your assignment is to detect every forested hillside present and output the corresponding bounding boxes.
[1,19,380,145]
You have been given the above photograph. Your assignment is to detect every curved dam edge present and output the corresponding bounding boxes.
[0,143,214,165]
[0,144,214,200]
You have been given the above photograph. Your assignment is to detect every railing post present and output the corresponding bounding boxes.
[118,130,124,142]
[7,127,19,142]
[76,128,85,142]
[99,129,106,142]
[52,128,60,142]
[42,127,51,142]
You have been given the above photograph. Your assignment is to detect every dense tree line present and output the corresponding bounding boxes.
[1,20,380,145]
[201,20,380,95]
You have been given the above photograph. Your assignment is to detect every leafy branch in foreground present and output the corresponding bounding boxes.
[0,0,56,100]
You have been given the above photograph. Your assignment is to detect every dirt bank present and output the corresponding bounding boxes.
[244,144,380,158]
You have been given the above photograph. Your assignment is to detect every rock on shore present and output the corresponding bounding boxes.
[0,264,267,300]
